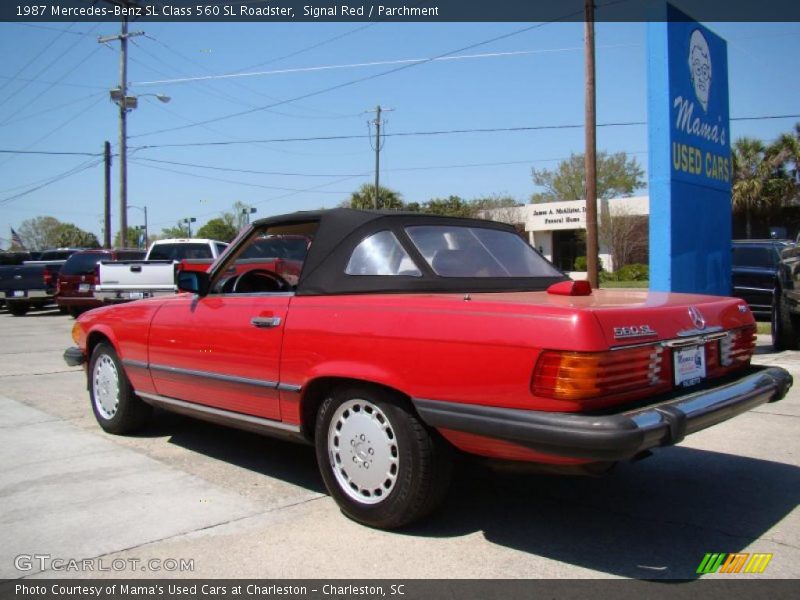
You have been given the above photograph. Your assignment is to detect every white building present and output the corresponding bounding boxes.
[484,196,650,274]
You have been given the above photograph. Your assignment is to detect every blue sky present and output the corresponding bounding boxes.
[0,19,798,246]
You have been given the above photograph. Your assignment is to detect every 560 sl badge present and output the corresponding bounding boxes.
[613,325,657,339]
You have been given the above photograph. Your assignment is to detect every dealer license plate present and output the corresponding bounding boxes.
[78,283,91,292]
[12,290,25,298]
[673,345,706,387]
[127,292,145,299]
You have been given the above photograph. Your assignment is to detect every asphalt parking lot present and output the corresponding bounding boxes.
[1,307,798,580]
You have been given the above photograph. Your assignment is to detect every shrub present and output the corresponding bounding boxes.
[573,256,587,271]
[615,263,649,281]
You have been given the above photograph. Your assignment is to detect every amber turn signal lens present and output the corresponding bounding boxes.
[71,322,81,345]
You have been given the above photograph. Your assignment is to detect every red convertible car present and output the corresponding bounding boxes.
[65,209,792,528]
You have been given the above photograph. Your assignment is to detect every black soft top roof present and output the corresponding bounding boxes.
[248,208,566,296]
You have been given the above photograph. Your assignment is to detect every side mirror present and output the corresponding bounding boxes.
[177,270,210,296]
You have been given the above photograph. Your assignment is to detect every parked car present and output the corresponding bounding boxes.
[0,252,32,309]
[1,248,83,315]
[731,239,792,321]
[56,248,146,317]
[773,241,800,349]
[94,238,227,304]
[65,209,792,528]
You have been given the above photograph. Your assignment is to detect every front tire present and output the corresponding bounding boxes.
[315,384,452,529]
[89,342,152,434]
[772,290,800,350]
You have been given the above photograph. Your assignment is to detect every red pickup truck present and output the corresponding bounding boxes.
[64,209,792,528]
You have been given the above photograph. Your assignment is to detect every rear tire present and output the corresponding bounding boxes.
[772,290,800,350]
[7,302,29,316]
[89,342,152,434]
[315,384,452,529]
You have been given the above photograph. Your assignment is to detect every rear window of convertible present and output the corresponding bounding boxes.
[405,225,562,278]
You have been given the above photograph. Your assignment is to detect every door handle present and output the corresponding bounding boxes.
[251,316,282,328]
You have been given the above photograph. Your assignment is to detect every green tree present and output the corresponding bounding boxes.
[197,217,238,242]
[51,223,100,248]
[423,195,473,217]
[531,151,644,203]
[343,184,404,210]
[731,137,792,239]
[469,195,520,212]
[161,221,192,238]
[114,228,149,249]
[17,216,62,250]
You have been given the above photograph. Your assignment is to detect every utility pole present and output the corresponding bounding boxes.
[103,141,111,248]
[367,105,393,209]
[99,12,144,251]
[584,0,599,289]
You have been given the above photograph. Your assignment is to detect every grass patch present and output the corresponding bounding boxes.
[756,321,771,335]
[599,280,650,289]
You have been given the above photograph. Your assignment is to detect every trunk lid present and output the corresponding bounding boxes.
[468,289,753,348]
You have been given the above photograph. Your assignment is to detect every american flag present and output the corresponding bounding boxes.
[10,227,26,250]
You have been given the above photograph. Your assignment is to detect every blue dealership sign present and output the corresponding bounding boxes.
[648,3,732,296]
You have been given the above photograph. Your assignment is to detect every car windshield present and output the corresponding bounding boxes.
[405,225,562,278]
[61,252,111,275]
[732,246,779,269]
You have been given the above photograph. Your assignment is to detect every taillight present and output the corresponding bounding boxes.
[43,266,53,288]
[720,326,756,367]
[533,345,665,402]
[95,263,101,284]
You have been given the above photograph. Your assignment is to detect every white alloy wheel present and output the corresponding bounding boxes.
[93,353,120,419]
[327,398,399,504]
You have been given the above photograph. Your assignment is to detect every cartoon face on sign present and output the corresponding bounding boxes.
[689,29,712,112]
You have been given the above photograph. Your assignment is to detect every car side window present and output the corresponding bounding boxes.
[345,231,422,276]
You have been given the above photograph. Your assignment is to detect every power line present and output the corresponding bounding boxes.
[129,158,355,193]
[0,24,76,96]
[129,17,583,139]
[133,157,362,177]
[0,96,106,170]
[130,120,647,149]
[0,149,102,157]
[14,23,94,36]
[0,45,104,126]
[0,92,106,129]
[142,35,360,120]
[0,23,100,109]
[133,44,638,87]
[0,74,106,91]
[1,113,796,158]
[0,158,103,206]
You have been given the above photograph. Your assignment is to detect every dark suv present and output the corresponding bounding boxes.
[56,248,145,317]
[731,240,791,322]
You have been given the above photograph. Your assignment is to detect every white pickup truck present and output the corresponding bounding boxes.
[94,238,227,304]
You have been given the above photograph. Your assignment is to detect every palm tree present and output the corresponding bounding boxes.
[343,184,404,210]
[731,137,793,238]
[732,138,768,238]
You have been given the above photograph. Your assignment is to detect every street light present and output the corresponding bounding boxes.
[241,207,257,226]
[128,204,148,248]
[109,87,170,249]
[182,217,197,237]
